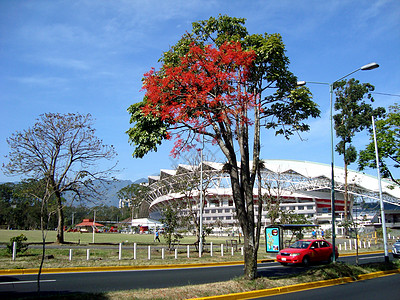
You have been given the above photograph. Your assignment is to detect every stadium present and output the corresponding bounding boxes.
[144,159,400,234]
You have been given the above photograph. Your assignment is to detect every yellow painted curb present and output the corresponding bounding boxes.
[190,268,400,300]
[0,259,277,276]
[339,250,385,257]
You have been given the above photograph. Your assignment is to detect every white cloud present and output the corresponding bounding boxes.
[42,57,91,70]
[12,75,67,87]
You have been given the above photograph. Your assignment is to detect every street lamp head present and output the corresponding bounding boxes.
[360,62,379,71]
[297,80,306,86]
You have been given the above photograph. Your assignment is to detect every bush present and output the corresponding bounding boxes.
[6,234,28,255]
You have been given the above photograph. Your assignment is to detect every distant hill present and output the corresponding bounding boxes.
[133,178,148,184]
[95,178,148,207]
[100,179,132,207]
[1,178,149,207]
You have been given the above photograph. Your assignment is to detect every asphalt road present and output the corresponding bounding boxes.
[0,253,394,298]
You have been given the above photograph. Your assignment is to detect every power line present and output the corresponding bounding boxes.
[372,92,400,97]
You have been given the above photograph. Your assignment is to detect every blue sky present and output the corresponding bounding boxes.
[1,0,399,183]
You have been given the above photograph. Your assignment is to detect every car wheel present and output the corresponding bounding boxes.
[302,256,310,267]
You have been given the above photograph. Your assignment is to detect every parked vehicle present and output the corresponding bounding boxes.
[392,239,400,258]
[276,239,339,266]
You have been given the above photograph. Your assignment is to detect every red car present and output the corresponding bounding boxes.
[276,239,339,266]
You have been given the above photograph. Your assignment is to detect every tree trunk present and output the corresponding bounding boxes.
[56,193,64,244]
[216,105,260,280]
[243,235,257,279]
[229,164,258,279]
[37,197,46,295]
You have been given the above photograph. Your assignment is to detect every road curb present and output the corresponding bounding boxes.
[339,250,385,257]
[0,260,261,276]
[190,268,400,300]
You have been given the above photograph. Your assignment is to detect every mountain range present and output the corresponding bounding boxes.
[93,178,148,207]
[0,178,148,207]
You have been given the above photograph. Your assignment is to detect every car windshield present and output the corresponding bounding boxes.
[289,241,311,249]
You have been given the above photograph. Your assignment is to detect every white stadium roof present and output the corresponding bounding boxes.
[146,159,400,210]
[262,160,400,200]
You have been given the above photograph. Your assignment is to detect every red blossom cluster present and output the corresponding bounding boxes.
[141,41,258,156]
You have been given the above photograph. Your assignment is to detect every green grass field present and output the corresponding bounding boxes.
[0,230,254,270]
[0,229,392,271]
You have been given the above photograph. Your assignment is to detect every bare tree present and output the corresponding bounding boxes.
[3,113,117,243]
[15,178,57,295]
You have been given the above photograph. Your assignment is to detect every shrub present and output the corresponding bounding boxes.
[7,234,28,255]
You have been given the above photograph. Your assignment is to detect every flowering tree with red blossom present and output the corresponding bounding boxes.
[142,41,257,156]
[127,15,319,279]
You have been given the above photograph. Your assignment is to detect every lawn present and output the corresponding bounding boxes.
[0,229,256,270]
[0,229,393,271]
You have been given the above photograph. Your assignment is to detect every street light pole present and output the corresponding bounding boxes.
[329,83,336,262]
[92,210,96,244]
[199,134,204,258]
[372,116,390,263]
[297,62,379,263]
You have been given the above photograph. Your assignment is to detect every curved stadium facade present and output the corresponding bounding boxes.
[144,160,400,231]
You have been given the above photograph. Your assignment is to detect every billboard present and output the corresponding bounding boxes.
[265,226,281,253]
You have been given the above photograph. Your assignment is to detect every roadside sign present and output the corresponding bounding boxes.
[265,226,281,253]
[265,224,320,253]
